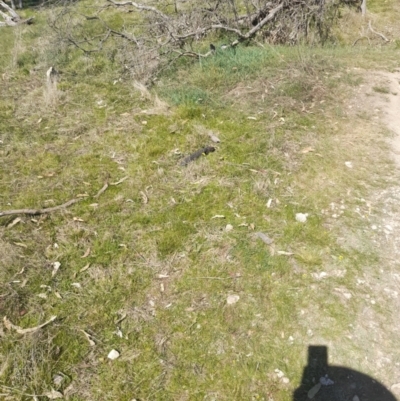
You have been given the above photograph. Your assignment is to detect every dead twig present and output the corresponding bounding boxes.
[353,20,389,47]
[94,182,109,199]
[368,20,389,42]
[0,198,82,218]
[3,315,57,334]
[0,183,111,218]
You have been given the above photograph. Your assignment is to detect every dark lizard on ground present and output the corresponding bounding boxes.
[180,146,216,166]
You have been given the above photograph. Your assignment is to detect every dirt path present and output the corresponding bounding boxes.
[347,70,400,399]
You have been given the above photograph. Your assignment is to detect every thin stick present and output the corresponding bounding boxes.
[94,182,109,199]
[0,198,81,217]
[368,20,389,42]
[0,183,111,218]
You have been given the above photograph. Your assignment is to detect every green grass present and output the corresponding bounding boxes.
[1,2,400,400]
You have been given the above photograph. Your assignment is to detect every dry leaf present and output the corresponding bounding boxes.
[54,291,62,299]
[277,251,294,256]
[76,193,89,198]
[256,232,273,245]
[14,242,27,248]
[79,263,90,273]
[81,248,91,258]
[73,217,85,222]
[211,215,225,219]
[7,217,21,229]
[52,262,61,277]
[307,383,321,399]
[111,176,128,186]
[44,389,63,399]
[300,147,315,154]
[140,191,148,204]
[81,330,96,346]
[208,133,221,143]
[3,315,56,334]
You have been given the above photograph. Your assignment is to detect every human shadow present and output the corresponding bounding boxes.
[293,345,398,401]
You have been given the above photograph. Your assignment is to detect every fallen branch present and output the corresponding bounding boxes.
[368,20,389,42]
[0,198,82,217]
[0,183,112,218]
[352,20,389,47]
[94,182,109,199]
[0,0,33,26]
[3,315,57,334]
[107,0,169,20]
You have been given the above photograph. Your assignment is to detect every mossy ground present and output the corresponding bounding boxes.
[1,2,400,400]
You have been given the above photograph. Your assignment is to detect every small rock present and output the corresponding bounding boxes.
[391,383,400,396]
[295,213,308,223]
[320,375,334,386]
[107,349,120,360]
[353,396,360,401]
[225,224,233,232]
[345,161,353,168]
[227,294,240,305]
[53,374,64,387]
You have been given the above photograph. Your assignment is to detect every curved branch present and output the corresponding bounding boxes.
[0,198,82,217]
[107,0,169,20]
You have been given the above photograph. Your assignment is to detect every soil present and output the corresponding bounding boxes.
[331,70,400,400]
[298,70,400,401]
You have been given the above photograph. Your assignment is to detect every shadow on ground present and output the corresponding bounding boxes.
[293,345,397,401]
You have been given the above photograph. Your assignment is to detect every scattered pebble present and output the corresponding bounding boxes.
[227,294,240,305]
[345,161,353,168]
[320,375,334,385]
[225,224,233,232]
[296,213,308,223]
[107,349,120,360]
[53,374,64,387]
[312,272,328,280]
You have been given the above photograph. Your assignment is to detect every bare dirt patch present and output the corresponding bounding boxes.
[338,69,400,398]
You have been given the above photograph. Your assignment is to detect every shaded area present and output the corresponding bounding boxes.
[293,345,397,401]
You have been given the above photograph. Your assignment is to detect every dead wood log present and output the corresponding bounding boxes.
[0,0,33,26]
